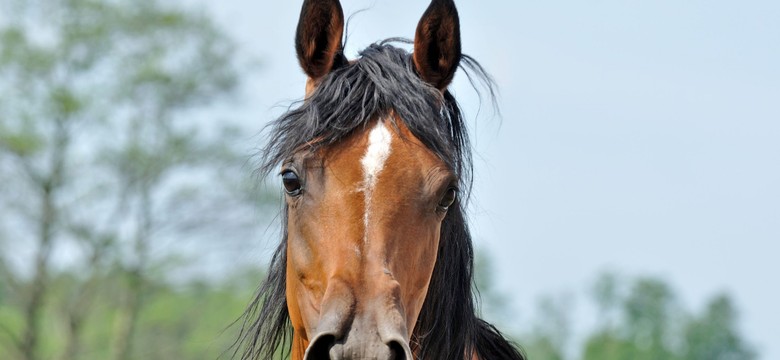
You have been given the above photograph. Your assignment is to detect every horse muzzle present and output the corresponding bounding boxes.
[302,286,414,360]
[304,330,412,360]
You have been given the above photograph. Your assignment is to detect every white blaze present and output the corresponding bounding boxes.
[361,122,393,189]
[360,122,393,232]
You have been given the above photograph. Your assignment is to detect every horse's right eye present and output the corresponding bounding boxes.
[282,170,302,196]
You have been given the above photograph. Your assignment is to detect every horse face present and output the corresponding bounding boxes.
[283,119,456,358]
[287,0,463,358]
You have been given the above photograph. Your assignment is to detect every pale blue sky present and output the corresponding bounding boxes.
[189,0,779,358]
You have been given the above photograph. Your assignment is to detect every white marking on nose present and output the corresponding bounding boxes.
[360,121,392,235]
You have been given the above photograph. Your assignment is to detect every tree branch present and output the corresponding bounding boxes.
[0,255,20,292]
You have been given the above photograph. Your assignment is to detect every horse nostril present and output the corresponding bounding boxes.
[304,334,337,360]
[387,340,408,360]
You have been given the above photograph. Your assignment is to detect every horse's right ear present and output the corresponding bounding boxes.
[296,0,345,81]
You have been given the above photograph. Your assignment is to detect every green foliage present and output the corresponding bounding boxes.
[524,295,572,360]
[515,272,757,360]
[620,278,679,360]
[683,295,756,360]
[0,268,260,360]
[50,87,83,116]
[473,261,758,360]
[0,0,263,359]
[474,251,513,326]
[525,335,566,360]
[592,271,619,319]
[0,27,56,74]
[0,123,44,157]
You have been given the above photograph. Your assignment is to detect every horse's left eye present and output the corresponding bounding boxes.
[438,187,458,210]
[282,170,302,196]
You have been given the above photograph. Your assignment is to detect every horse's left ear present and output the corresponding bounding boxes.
[296,0,346,81]
[413,0,462,90]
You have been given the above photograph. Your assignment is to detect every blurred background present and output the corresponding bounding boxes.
[1,0,777,359]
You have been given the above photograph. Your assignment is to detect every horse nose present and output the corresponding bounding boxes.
[304,333,412,360]
[304,332,336,360]
[385,338,413,360]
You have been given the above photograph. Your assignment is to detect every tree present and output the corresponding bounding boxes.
[622,278,680,360]
[591,271,621,329]
[583,277,681,360]
[683,294,755,360]
[474,250,514,326]
[0,1,260,359]
[523,295,572,360]
[581,274,757,360]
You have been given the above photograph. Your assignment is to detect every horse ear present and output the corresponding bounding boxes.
[296,0,345,80]
[413,0,462,90]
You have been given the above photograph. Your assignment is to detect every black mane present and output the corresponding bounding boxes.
[233,40,524,360]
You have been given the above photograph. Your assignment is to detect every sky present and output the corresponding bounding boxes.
[186,1,780,358]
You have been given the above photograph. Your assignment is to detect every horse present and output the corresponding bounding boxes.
[234,0,525,359]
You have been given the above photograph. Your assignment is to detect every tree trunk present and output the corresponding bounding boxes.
[19,187,54,360]
[60,313,82,360]
[111,268,143,360]
[20,118,67,360]
[60,249,104,360]
[112,184,152,360]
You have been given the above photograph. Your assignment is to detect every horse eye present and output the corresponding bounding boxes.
[438,187,458,210]
[281,170,302,196]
